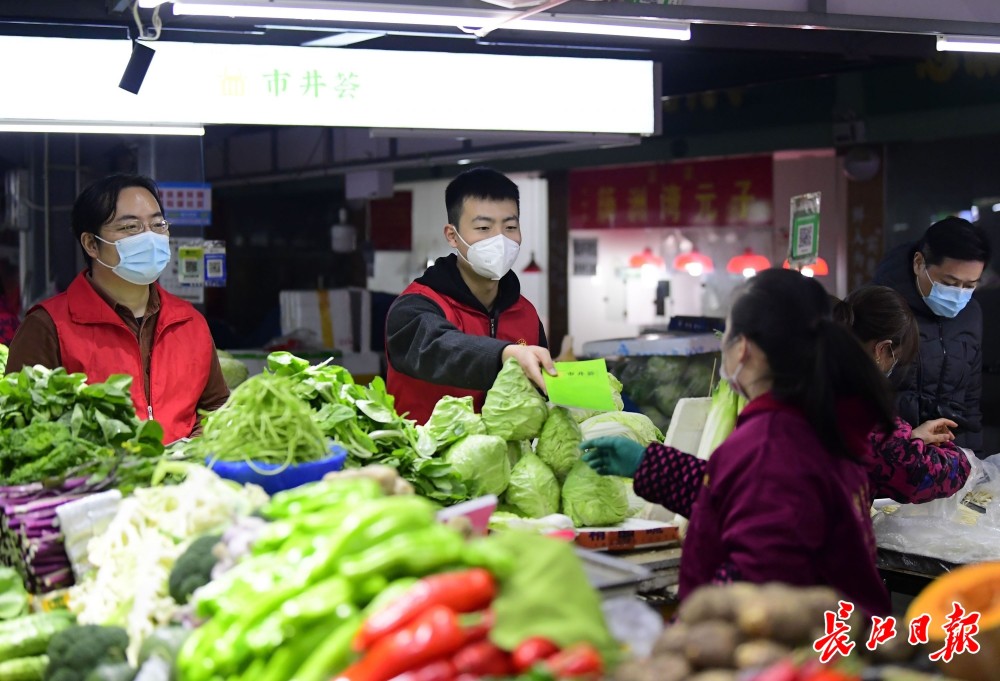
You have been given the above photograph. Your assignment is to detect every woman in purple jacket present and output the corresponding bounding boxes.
[581,269,897,616]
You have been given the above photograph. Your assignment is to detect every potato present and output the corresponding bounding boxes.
[654,623,690,655]
[648,655,692,681]
[733,640,791,669]
[679,583,759,624]
[683,620,741,669]
[735,594,815,646]
[614,660,654,681]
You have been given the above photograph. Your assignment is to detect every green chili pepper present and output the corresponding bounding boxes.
[290,614,364,681]
[243,576,355,655]
[256,623,332,681]
[261,477,383,520]
[338,524,466,581]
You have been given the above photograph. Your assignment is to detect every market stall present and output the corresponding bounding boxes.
[0,348,995,681]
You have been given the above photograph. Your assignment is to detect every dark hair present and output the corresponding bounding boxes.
[445,167,520,227]
[728,269,896,459]
[919,217,991,266]
[72,174,163,267]
[832,286,919,367]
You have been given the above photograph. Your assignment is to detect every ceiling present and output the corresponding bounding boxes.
[2,0,999,176]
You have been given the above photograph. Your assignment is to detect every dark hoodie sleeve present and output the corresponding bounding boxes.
[964,341,984,454]
[386,293,512,391]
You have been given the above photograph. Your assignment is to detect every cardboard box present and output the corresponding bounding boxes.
[279,288,372,353]
[574,518,680,552]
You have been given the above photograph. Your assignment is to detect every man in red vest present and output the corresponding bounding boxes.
[6,174,229,443]
[386,167,554,424]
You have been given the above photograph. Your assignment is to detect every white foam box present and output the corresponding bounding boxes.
[279,288,372,352]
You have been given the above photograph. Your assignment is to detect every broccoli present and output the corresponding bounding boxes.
[168,534,221,605]
[45,625,129,681]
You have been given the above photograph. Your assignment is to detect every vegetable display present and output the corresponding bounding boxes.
[504,453,561,519]
[535,407,583,482]
[443,434,510,498]
[560,461,630,528]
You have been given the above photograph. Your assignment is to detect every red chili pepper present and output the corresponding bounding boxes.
[460,610,495,646]
[453,640,513,678]
[336,606,468,681]
[543,643,604,679]
[388,660,457,681]
[512,637,561,673]
[355,569,496,651]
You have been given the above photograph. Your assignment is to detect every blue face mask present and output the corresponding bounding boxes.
[923,268,974,318]
[94,231,171,286]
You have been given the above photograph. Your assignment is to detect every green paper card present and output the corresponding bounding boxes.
[543,358,617,412]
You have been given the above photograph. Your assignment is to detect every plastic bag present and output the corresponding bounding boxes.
[872,450,1000,564]
[601,597,664,659]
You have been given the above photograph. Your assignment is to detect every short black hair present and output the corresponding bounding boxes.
[445,167,519,227]
[920,216,992,266]
[72,174,163,268]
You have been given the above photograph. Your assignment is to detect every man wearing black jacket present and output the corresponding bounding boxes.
[385,168,554,424]
[873,217,991,456]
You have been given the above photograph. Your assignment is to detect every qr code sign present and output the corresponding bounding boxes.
[183,260,200,275]
[207,259,224,277]
[796,223,815,257]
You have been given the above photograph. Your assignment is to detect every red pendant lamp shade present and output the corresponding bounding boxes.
[782,257,829,277]
[628,247,665,269]
[727,248,771,277]
[673,250,715,276]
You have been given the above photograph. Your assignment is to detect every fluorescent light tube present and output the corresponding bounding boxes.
[172,2,490,27]
[172,1,690,40]
[0,122,206,136]
[937,35,1000,54]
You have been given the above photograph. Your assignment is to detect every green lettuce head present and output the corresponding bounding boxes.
[579,411,663,447]
[444,433,511,497]
[536,406,583,482]
[483,358,549,441]
[423,395,487,450]
[504,452,561,518]
[561,460,629,527]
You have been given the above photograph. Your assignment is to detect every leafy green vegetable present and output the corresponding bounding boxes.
[443,434,510,497]
[218,354,250,390]
[0,344,7,374]
[265,352,466,504]
[503,452,561,518]
[168,534,221,605]
[535,406,583,482]
[561,461,629,527]
[0,566,28,620]
[696,376,747,459]
[486,531,619,661]
[420,396,486,449]
[482,358,549,441]
[579,412,663,447]
[45,624,129,681]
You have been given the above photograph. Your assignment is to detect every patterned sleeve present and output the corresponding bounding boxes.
[867,417,972,504]
[632,443,707,517]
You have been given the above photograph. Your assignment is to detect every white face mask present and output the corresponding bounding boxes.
[453,230,520,280]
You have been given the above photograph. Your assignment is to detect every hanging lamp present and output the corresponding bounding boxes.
[673,250,715,277]
[628,247,665,269]
[726,248,771,278]
[522,252,542,273]
[783,257,829,278]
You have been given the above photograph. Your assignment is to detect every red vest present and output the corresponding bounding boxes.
[37,272,215,444]
[387,282,541,425]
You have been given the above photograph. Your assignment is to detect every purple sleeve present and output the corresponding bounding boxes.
[867,417,972,504]
[632,443,706,517]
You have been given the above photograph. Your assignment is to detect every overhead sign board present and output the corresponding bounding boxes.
[0,36,657,135]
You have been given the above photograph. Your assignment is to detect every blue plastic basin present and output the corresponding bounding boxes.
[208,445,348,495]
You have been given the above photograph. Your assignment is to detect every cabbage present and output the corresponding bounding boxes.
[422,395,487,450]
[695,378,747,459]
[504,452,561,518]
[507,440,532,468]
[561,460,629,527]
[444,434,511,497]
[489,511,574,533]
[483,358,549,441]
[218,355,250,390]
[579,412,663,446]
[536,406,583,482]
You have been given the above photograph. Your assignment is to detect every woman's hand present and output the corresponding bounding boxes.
[579,437,646,477]
[911,418,957,445]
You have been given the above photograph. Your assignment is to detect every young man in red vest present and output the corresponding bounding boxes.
[386,168,554,424]
[6,174,229,443]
